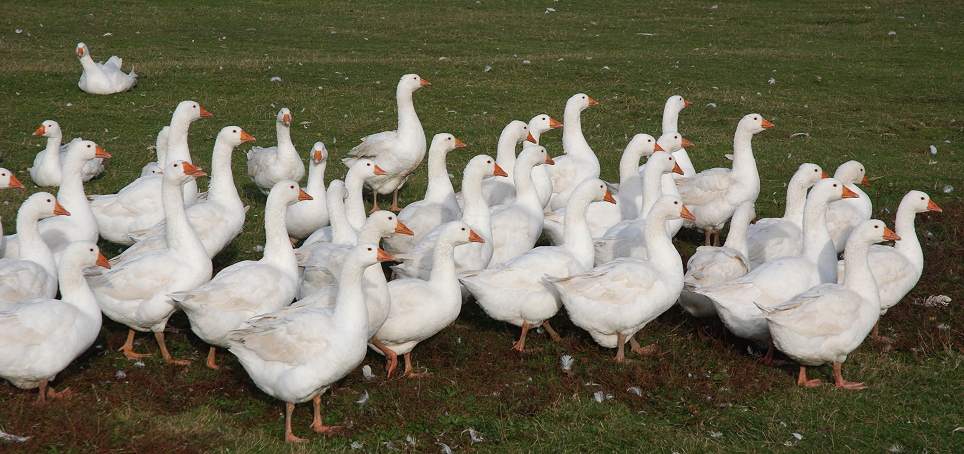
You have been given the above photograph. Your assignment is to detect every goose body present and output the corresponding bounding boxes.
[477,120,533,208]
[286,142,329,241]
[247,108,304,195]
[343,74,430,211]
[76,42,137,95]
[546,93,599,211]
[28,120,105,186]
[0,192,69,307]
[298,159,385,246]
[487,146,554,267]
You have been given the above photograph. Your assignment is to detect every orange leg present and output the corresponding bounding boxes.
[402,352,432,378]
[36,379,73,404]
[206,346,224,370]
[762,339,790,366]
[511,322,534,352]
[118,329,152,360]
[797,365,823,387]
[309,395,344,434]
[284,402,308,443]
[833,361,867,389]
[389,188,402,211]
[154,332,190,365]
[371,337,398,377]
[542,321,562,342]
[369,192,381,213]
[614,333,628,363]
[629,335,658,357]
[704,230,713,246]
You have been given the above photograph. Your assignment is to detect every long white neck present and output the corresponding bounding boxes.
[163,177,204,254]
[730,126,759,186]
[396,87,422,141]
[45,133,63,162]
[643,210,683,276]
[306,160,328,199]
[79,55,99,73]
[461,170,493,239]
[276,121,293,151]
[57,153,93,222]
[512,160,542,214]
[893,203,924,272]
[327,184,357,245]
[429,237,460,283]
[662,103,680,135]
[206,140,239,205]
[262,194,296,269]
[495,129,520,174]
[166,113,199,197]
[800,195,837,283]
[331,259,372,350]
[58,258,102,319]
[424,148,455,204]
[617,152,644,219]
[783,175,811,227]
[722,207,753,257]
[841,236,880,303]
[357,221,389,245]
[639,163,667,220]
[16,209,56,278]
[343,170,369,230]
[562,106,587,156]
[561,191,597,268]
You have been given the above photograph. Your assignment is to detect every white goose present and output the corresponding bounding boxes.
[228,244,394,442]
[88,161,211,365]
[286,142,329,242]
[171,180,312,370]
[546,93,600,211]
[90,101,210,245]
[298,159,386,246]
[678,200,755,318]
[29,120,105,186]
[384,133,466,255]
[638,131,695,237]
[677,113,773,245]
[392,154,506,281]
[825,160,872,253]
[758,220,899,389]
[745,163,828,267]
[75,42,137,95]
[694,178,857,364]
[660,95,695,177]
[0,192,69,306]
[525,114,563,209]
[247,108,304,195]
[838,190,942,338]
[343,74,430,211]
[374,222,483,377]
[487,146,555,267]
[549,195,692,362]
[4,140,108,262]
[543,134,662,245]
[140,126,170,177]
[0,241,110,403]
[112,126,254,263]
[478,120,534,208]
[461,179,615,352]
[0,169,26,258]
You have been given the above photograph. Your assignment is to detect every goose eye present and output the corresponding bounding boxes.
[833,184,838,187]
[461,227,466,231]
[87,144,91,148]
[367,247,373,251]
[47,199,52,202]
[486,160,491,164]
[174,164,179,167]
[874,225,880,229]
[674,201,679,205]
[90,248,94,252]
[388,216,394,220]
[290,185,295,189]
[233,129,238,133]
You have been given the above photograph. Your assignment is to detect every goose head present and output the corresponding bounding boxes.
[32,120,61,138]
[276,108,292,127]
[502,120,534,145]
[465,154,507,180]
[399,73,431,93]
[164,160,206,186]
[430,133,467,157]
[656,131,694,153]
[439,221,485,247]
[794,163,829,188]
[650,195,696,222]
[268,179,312,208]
[737,113,775,135]
[22,191,70,221]
[666,95,693,111]
[646,151,684,176]
[810,178,859,206]
[0,168,24,189]
[65,140,111,164]
[173,100,213,124]
[516,146,554,170]
[63,240,111,271]
[574,178,617,205]
[75,43,90,59]
[527,114,563,138]
[903,190,942,215]
[365,211,413,237]
[833,160,870,187]
[310,142,328,165]
[347,158,387,181]
[351,243,396,268]
[851,219,900,247]
[566,93,599,114]
[624,133,663,160]
[217,125,256,149]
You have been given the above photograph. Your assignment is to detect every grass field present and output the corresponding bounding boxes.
[0,0,962,452]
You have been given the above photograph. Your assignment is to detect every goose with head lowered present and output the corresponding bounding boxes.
[758,220,899,389]
[75,42,137,95]
[373,222,483,377]
[549,195,692,363]
[837,190,942,340]
[694,178,857,364]
[228,244,394,442]
[0,241,110,404]
[88,161,211,365]
[461,178,615,352]
[29,120,105,186]
[745,163,828,268]
[677,113,773,246]
[343,74,430,212]
[384,133,466,255]
[286,142,329,242]
[0,192,69,307]
[247,108,305,195]
[170,180,311,369]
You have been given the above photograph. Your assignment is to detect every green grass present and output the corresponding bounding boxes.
[1,0,962,452]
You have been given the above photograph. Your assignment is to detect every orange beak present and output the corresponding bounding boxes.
[96,252,111,269]
[199,107,213,118]
[241,131,256,142]
[282,113,292,125]
[761,118,774,128]
[680,205,696,220]
[419,78,431,87]
[312,149,324,164]
[654,143,665,152]
[182,162,207,177]
[681,138,695,148]
[544,155,555,165]
[549,118,563,129]
[683,99,693,107]
[373,165,388,176]
[882,226,901,242]
[377,248,396,262]
[672,160,685,175]
[298,188,313,201]
[603,189,616,204]
[76,46,85,57]
[841,186,859,199]
[927,200,942,213]
[33,125,45,136]
[95,146,111,159]
[525,132,537,144]
[395,220,414,236]
[454,138,467,148]
[468,230,485,243]
[861,175,870,187]
[821,171,830,179]
[493,163,508,177]
[7,175,25,189]
[587,97,599,107]
[54,202,71,216]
